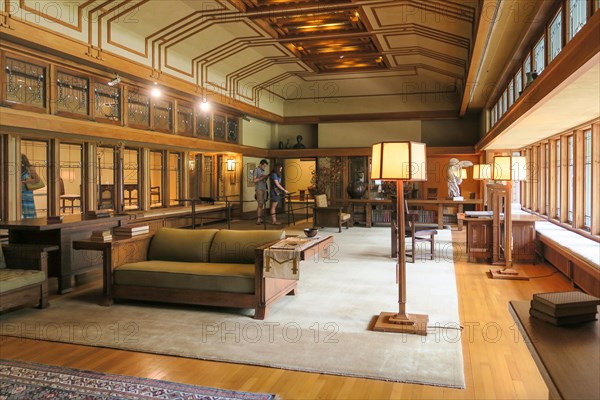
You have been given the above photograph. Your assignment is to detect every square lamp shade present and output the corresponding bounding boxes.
[493,156,527,181]
[472,164,492,180]
[226,158,236,172]
[460,169,467,179]
[371,141,427,181]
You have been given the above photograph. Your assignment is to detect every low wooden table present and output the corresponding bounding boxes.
[509,301,599,400]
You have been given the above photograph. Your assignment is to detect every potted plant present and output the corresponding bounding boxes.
[309,157,343,198]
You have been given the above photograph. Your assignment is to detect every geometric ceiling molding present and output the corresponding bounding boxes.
[6,0,495,118]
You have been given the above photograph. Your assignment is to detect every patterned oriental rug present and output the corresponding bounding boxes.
[0,358,277,400]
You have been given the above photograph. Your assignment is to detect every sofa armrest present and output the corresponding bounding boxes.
[1,244,57,272]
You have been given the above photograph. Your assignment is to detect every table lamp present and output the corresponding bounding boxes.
[490,155,528,279]
[371,141,428,335]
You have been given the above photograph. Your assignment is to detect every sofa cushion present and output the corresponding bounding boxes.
[148,228,219,262]
[114,261,255,293]
[536,221,600,270]
[209,230,285,264]
[0,269,45,294]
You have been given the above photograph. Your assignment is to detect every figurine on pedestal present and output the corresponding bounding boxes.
[447,158,473,199]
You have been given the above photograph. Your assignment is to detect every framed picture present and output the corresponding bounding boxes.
[247,163,255,187]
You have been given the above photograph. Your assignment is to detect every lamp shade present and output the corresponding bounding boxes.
[472,164,492,180]
[493,156,527,181]
[460,169,467,179]
[371,141,427,181]
[226,158,235,172]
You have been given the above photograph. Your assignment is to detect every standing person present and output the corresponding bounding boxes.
[269,164,288,225]
[21,153,40,219]
[253,159,269,224]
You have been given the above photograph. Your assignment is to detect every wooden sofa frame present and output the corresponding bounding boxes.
[98,234,296,319]
[0,244,56,312]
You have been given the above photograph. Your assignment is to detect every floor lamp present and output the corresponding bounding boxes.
[490,155,528,279]
[371,141,429,336]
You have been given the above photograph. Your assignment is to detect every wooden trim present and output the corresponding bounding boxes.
[0,107,269,157]
[592,123,600,235]
[478,10,600,151]
[283,110,459,125]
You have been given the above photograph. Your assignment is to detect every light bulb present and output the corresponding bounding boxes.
[151,85,161,98]
[200,99,210,112]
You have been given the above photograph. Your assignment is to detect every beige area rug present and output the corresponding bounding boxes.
[0,228,465,388]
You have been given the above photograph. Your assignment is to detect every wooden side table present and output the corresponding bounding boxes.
[73,234,153,305]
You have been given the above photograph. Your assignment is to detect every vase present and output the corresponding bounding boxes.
[347,181,366,199]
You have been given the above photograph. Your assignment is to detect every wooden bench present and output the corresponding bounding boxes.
[536,221,600,297]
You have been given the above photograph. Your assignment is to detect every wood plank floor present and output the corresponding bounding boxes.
[0,228,573,399]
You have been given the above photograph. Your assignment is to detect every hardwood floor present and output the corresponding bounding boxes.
[0,228,574,399]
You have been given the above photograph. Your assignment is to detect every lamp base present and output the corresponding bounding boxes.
[372,312,428,335]
[490,268,529,280]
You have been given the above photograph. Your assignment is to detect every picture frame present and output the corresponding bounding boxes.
[247,163,255,187]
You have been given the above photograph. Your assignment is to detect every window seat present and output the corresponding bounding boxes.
[535,220,600,297]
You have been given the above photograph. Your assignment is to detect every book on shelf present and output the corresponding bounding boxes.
[529,308,598,326]
[113,225,150,236]
[89,230,112,242]
[533,291,600,310]
[530,300,599,318]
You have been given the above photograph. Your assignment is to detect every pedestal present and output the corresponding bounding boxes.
[372,312,429,335]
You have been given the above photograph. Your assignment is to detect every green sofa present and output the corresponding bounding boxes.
[105,228,294,319]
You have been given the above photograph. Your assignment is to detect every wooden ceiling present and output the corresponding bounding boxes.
[237,0,387,73]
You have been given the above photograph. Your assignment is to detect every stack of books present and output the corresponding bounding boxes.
[86,209,112,218]
[113,225,150,237]
[89,230,112,242]
[529,291,600,326]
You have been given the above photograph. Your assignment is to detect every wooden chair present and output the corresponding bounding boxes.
[312,194,352,232]
[405,203,437,263]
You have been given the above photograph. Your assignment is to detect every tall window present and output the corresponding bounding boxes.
[98,146,115,210]
[59,143,83,215]
[150,150,164,208]
[123,148,140,211]
[508,80,514,108]
[567,135,574,222]
[169,152,182,206]
[549,10,563,63]
[556,139,561,219]
[584,130,592,228]
[514,68,522,100]
[21,139,48,218]
[569,0,587,40]
[533,36,545,74]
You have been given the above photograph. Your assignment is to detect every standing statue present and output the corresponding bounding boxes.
[447,158,473,198]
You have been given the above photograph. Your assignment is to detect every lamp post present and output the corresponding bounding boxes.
[371,141,428,335]
[490,155,527,278]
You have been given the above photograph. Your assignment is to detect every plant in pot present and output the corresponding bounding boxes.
[309,157,343,198]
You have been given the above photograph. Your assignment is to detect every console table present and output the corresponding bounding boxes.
[406,198,483,231]
[509,301,599,400]
[0,214,129,293]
